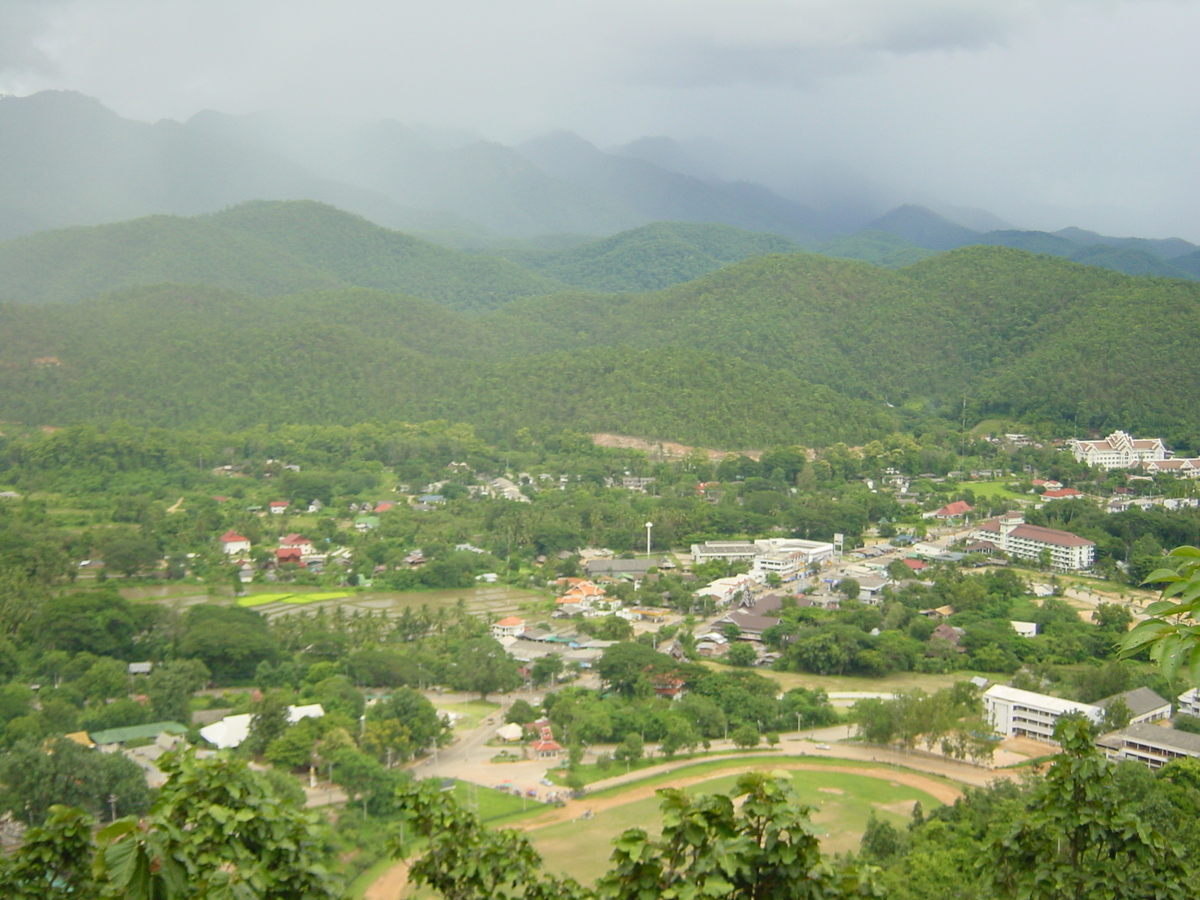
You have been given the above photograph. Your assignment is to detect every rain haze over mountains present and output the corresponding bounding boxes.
[0,0,1197,244]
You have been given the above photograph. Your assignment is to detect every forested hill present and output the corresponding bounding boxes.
[0,284,895,448]
[0,201,566,312]
[495,221,801,293]
[1,245,1198,447]
[488,246,1200,441]
[0,204,810,307]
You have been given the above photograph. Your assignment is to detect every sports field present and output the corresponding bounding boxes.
[524,760,951,885]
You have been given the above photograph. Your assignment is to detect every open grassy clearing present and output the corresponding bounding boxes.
[703,662,1004,697]
[962,480,1031,502]
[436,699,500,732]
[527,766,943,884]
[453,779,545,821]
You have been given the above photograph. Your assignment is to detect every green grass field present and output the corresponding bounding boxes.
[528,766,942,884]
[453,780,544,821]
[962,480,1031,502]
[436,699,501,732]
[703,662,1003,697]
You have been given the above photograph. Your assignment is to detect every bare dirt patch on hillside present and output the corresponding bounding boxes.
[590,433,760,461]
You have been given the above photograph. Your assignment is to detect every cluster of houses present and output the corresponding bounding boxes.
[983,683,1200,769]
[488,615,622,674]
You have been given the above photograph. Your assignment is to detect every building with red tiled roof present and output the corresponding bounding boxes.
[268,501,290,515]
[220,530,251,556]
[928,500,973,519]
[973,514,1094,570]
[1041,488,1084,501]
[491,616,526,639]
[275,547,304,565]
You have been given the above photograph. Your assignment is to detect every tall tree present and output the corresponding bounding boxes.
[988,716,1190,900]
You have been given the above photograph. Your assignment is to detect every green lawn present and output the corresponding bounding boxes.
[529,765,942,884]
[964,480,1031,502]
[436,699,501,732]
[703,663,1003,697]
[453,780,545,821]
[554,748,776,787]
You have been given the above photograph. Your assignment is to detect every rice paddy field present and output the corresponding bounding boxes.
[119,582,543,621]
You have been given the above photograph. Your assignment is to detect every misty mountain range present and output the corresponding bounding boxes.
[1,89,1198,281]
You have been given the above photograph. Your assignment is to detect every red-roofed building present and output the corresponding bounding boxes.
[556,579,606,608]
[530,724,561,758]
[901,558,929,573]
[491,616,526,639]
[928,500,973,520]
[1042,488,1084,501]
[220,530,251,556]
[280,533,314,553]
[268,501,289,515]
[973,514,1094,570]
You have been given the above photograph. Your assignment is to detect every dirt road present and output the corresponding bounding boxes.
[363,862,408,900]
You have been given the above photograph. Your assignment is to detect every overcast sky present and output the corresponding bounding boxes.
[1,0,1196,240]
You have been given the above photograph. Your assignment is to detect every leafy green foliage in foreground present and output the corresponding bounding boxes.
[1121,545,1200,684]
[0,750,339,900]
[868,718,1197,900]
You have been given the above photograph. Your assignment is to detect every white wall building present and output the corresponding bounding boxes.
[690,541,760,564]
[1069,431,1169,470]
[1102,724,1200,769]
[751,551,803,580]
[1178,687,1200,718]
[983,685,1103,741]
[692,538,835,570]
[1141,458,1200,479]
[695,574,755,606]
[754,538,835,565]
[973,515,1095,570]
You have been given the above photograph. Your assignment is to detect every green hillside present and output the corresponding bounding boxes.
[497,221,801,292]
[0,283,893,447]
[0,201,566,312]
[810,230,937,268]
[208,201,567,311]
[2,244,1199,447]
[0,215,343,304]
[491,246,1200,438]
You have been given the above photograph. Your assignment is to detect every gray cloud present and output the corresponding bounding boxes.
[0,0,1195,240]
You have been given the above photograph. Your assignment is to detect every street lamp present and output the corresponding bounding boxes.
[645,522,653,558]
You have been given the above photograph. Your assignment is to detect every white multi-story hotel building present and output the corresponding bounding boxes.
[983,685,1103,741]
[973,514,1095,570]
[1069,431,1169,470]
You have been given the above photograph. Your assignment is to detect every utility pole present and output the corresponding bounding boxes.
[645,522,653,558]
